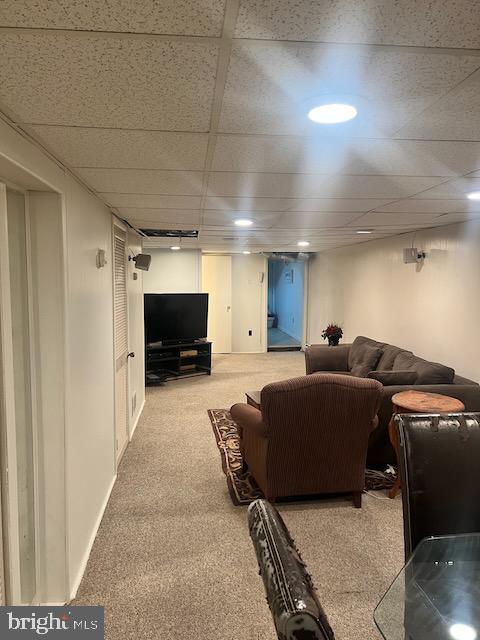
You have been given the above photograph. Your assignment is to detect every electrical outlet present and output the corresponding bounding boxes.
[248,329,253,336]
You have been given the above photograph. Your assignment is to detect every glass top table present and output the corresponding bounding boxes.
[374,533,480,640]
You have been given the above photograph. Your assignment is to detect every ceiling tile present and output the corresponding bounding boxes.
[212,135,480,176]
[203,196,397,212]
[0,0,226,36]
[435,211,480,225]
[235,0,480,48]
[395,71,480,141]
[0,33,218,130]
[219,41,480,136]
[27,126,208,170]
[99,194,202,209]
[350,211,442,226]
[286,199,395,212]
[207,172,446,198]
[272,212,360,228]
[77,168,204,195]
[415,177,480,199]
[372,199,480,214]
[202,196,293,211]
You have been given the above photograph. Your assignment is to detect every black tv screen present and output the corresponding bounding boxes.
[144,293,208,344]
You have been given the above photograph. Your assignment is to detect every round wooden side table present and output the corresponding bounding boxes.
[388,390,465,499]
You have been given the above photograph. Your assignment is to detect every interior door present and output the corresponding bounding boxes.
[202,255,232,354]
[113,224,129,462]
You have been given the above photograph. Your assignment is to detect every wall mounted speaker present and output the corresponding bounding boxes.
[132,253,151,271]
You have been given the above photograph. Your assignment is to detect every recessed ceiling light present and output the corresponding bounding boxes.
[449,623,477,640]
[297,241,310,247]
[242,250,251,254]
[308,103,358,124]
[170,245,181,251]
[235,218,253,227]
[356,230,373,234]
[467,191,480,200]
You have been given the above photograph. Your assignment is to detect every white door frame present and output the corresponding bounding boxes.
[302,260,309,350]
[265,258,309,350]
[0,181,22,603]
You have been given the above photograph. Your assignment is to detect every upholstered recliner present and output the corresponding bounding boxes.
[230,373,383,506]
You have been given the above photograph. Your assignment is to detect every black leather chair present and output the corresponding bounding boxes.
[396,412,480,559]
[248,499,335,639]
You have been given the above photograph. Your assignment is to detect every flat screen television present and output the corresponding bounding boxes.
[144,293,208,345]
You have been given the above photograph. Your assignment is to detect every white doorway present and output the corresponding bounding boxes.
[201,255,232,354]
[113,223,129,463]
[0,184,38,604]
[267,257,306,351]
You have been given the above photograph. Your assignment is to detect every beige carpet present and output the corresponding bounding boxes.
[74,352,404,639]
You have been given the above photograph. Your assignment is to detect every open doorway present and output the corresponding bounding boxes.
[267,257,304,351]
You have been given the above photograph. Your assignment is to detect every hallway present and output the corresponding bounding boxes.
[267,327,301,349]
[74,353,403,640]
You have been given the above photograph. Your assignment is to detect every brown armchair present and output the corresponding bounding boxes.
[231,373,383,507]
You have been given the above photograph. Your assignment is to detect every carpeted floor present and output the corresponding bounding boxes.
[74,352,404,639]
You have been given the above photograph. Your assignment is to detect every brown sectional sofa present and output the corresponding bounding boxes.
[305,336,480,467]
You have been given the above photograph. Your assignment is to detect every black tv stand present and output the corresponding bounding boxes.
[145,340,212,385]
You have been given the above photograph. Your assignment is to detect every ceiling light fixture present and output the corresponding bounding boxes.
[297,241,310,247]
[467,191,480,200]
[449,623,477,640]
[308,103,358,124]
[242,250,251,254]
[356,230,373,234]
[170,245,181,251]
[235,218,253,227]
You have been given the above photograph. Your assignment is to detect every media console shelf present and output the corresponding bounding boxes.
[145,340,212,385]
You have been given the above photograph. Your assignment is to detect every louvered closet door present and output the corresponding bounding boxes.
[113,226,129,462]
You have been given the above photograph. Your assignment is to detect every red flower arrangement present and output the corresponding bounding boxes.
[321,324,343,345]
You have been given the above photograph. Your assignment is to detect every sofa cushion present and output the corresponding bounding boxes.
[376,344,409,371]
[367,370,418,385]
[348,336,384,370]
[393,351,455,384]
[350,343,383,377]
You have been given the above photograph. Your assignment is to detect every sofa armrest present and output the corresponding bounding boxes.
[305,344,351,374]
[230,403,268,438]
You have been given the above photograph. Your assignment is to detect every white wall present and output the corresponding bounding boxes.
[63,177,117,597]
[143,249,201,293]
[232,254,267,353]
[0,118,145,602]
[146,250,267,352]
[307,220,480,382]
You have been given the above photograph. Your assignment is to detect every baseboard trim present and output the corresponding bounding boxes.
[231,351,266,354]
[129,397,145,440]
[68,474,117,602]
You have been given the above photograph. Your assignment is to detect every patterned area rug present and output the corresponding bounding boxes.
[208,408,396,506]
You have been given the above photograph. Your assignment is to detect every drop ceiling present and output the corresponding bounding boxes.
[0,0,479,252]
